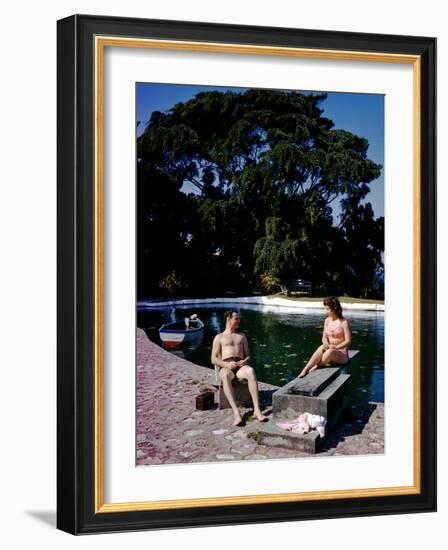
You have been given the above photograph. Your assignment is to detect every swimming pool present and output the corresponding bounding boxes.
[137,303,384,403]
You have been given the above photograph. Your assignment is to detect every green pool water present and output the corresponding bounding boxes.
[137,304,384,403]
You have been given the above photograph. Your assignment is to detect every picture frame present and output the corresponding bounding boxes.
[57,14,436,535]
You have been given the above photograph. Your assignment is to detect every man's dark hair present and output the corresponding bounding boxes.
[223,310,239,323]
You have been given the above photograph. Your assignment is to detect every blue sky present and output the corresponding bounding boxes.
[136,83,384,219]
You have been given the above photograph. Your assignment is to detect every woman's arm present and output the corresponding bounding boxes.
[322,318,330,347]
[334,319,352,350]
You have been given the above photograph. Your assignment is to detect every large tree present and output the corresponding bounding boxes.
[137,89,383,298]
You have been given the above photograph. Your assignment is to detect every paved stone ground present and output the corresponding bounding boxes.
[136,329,384,465]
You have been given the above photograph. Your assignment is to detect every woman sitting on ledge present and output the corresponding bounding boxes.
[298,296,352,378]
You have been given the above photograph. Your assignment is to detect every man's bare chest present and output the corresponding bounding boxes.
[220,333,244,348]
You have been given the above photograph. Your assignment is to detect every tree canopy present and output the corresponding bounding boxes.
[137,89,384,299]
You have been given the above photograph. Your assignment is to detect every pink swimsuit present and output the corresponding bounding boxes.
[325,318,349,358]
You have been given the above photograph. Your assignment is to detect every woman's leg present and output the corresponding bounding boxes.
[298,345,326,377]
[308,349,349,373]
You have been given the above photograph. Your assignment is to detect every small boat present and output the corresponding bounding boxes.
[159,315,204,348]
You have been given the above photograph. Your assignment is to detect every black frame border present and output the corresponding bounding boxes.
[57,14,436,535]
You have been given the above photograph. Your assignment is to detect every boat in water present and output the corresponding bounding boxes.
[159,314,204,348]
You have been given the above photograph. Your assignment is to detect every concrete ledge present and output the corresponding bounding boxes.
[273,373,351,427]
[288,351,358,396]
[288,367,343,396]
[257,419,321,454]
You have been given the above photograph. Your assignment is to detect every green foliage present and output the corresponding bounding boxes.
[137,88,384,299]
[158,271,186,294]
[259,273,281,294]
[253,217,299,281]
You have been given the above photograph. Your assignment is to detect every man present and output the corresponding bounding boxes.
[211,310,269,426]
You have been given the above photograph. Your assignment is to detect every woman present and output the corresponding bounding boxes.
[298,296,352,378]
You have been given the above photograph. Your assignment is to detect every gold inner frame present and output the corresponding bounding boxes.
[94,36,421,513]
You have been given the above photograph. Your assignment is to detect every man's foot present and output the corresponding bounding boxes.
[232,413,244,427]
[254,412,269,422]
[298,368,308,378]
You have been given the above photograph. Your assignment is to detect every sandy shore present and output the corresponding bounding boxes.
[136,329,384,465]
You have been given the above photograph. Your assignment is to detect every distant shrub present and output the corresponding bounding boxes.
[259,272,281,294]
[158,271,186,294]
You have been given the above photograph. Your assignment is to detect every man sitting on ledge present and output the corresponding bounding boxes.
[211,310,269,427]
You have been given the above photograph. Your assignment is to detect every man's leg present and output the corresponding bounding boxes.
[236,366,268,422]
[220,368,243,426]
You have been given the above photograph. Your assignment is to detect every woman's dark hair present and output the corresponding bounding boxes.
[223,310,239,323]
[323,296,343,319]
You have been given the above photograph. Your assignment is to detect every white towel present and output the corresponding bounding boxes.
[277,412,327,438]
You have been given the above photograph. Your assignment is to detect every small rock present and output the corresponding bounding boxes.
[216,454,236,460]
[225,431,246,441]
[184,429,204,437]
[231,447,252,456]
[213,429,228,435]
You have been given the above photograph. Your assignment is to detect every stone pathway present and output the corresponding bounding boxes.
[136,329,384,465]
[318,400,385,456]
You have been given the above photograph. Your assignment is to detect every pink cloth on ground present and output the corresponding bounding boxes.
[277,413,327,437]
